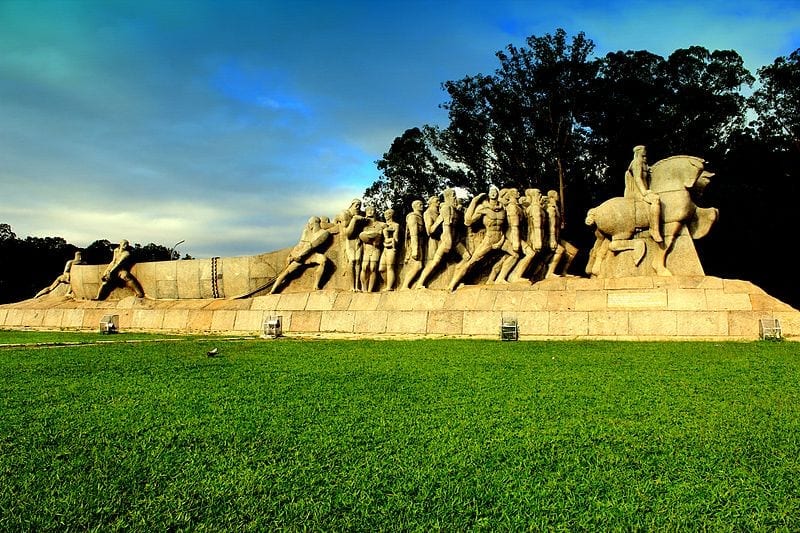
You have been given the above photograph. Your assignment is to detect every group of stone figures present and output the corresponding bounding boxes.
[270,145,719,294]
[35,239,144,300]
[270,184,578,294]
[35,145,718,299]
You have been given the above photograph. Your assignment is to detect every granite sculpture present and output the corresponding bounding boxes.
[47,149,719,300]
[585,149,717,277]
[95,240,145,300]
[35,251,85,298]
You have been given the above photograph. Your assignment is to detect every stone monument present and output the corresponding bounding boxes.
[3,148,798,340]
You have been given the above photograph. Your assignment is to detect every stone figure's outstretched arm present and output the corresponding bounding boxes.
[463,193,486,226]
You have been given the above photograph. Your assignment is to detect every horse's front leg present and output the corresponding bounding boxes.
[651,221,682,276]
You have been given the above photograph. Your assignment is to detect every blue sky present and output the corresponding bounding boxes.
[1,0,798,258]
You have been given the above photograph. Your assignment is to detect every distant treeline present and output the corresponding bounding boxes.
[0,224,192,304]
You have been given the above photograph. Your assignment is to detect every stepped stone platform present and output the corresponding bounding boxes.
[2,276,798,341]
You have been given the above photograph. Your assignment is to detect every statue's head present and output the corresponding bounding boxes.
[443,188,455,203]
[74,251,83,260]
[365,205,376,218]
[525,188,541,201]
[384,208,394,221]
[308,216,321,227]
[412,199,423,213]
[119,239,130,249]
[427,195,440,207]
[633,145,646,157]
[349,199,362,213]
[488,185,500,200]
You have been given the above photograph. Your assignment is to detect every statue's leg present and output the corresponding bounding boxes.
[609,238,645,266]
[591,240,610,276]
[562,241,578,275]
[119,271,144,298]
[649,201,663,243]
[400,260,421,290]
[359,263,369,292]
[486,256,504,284]
[384,266,395,292]
[497,250,520,283]
[352,260,362,291]
[414,256,439,289]
[651,222,681,276]
[312,258,326,290]
[448,245,487,291]
[546,246,565,278]
[368,261,379,292]
[508,249,535,283]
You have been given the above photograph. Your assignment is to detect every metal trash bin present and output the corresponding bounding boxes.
[500,314,519,341]
[100,314,119,334]
[759,317,782,340]
[263,315,283,338]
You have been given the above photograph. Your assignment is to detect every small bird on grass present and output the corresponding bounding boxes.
[207,348,219,357]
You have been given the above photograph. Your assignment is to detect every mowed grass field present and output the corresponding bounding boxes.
[1,332,798,531]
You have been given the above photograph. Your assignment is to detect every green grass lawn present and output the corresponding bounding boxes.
[1,332,798,531]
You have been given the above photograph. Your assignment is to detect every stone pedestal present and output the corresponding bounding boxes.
[3,276,798,341]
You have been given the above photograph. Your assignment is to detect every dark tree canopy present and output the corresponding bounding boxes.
[0,227,192,304]
[432,28,598,211]
[750,48,800,153]
[363,127,463,215]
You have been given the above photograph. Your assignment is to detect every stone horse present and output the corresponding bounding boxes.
[585,155,718,276]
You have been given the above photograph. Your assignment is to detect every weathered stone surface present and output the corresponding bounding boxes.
[608,290,668,309]
[427,311,463,335]
[133,309,165,330]
[549,311,588,336]
[354,310,388,333]
[676,311,728,336]
[320,311,356,333]
[588,311,629,337]
[629,311,677,336]
[667,288,707,310]
[575,290,608,311]
[233,310,265,332]
[210,310,237,331]
[2,276,799,340]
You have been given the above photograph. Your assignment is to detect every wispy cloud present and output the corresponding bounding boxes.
[1,0,797,258]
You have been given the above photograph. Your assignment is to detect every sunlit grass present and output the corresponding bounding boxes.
[1,335,798,530]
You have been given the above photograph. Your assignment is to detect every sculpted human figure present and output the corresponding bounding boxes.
[335,198,366,291]
[35,250,86,298]
[544,190,578,278]
[358,205,385,292]
[487,188,524,284]
[415,188,471,289]
[400,199,425,290]
[447,185,514,291]
[270,216,331,294]
[508,188,546,283]
[625,145,663,243]
[95,240,145,300]
[378,209,400,291]
[423,195,442,261]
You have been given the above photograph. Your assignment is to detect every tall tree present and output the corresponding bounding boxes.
[584,47,753,201]
[431,29,599,228]
[363,127,462,215]
[0,223,16,241]
[750,48,800,153]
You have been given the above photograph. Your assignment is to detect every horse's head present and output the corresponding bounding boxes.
[650,155,714,194]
